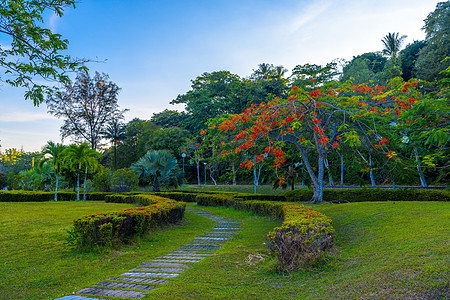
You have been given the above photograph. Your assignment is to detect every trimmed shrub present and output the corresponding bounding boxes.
[267,203,334,271]
[196,194,334,271]
[0,191,112,202]
[284,188,450,203]
[154,192,198,202]
[70,194,186,248]
[235,193,287,202]
[195,194,236,207]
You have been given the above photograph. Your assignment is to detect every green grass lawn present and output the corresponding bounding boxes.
[147,202,450,300]
[1,200,449,299]
[0,201,215,300]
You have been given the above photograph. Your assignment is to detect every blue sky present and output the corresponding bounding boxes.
[0,0,441,152]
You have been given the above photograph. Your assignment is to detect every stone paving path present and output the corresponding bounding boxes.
[56,208,241,300]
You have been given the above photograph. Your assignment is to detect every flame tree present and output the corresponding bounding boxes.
[216,79,421,203]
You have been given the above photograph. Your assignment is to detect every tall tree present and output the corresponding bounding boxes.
[63,143,100,201]
[170,71,243,133]
[381,32,407,60]
[41,141,66,201]
[415,1,450,81]
[399,41,427,81]
[46,72,127,150]
[341,52,387,84]
[0,0,88,105]
[150,109,187,128]
[216,79,423,203]
[103,119,126,170]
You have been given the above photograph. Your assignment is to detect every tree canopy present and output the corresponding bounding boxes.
[0,0,88,105]
[46,71,127,150]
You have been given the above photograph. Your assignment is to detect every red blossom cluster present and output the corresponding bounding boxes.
[374,137,389,149]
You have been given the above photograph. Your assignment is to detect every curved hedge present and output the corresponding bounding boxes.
[0,191,113,202]
[284,188,450,202]
[196,193,334,271]
[70,194,186,248]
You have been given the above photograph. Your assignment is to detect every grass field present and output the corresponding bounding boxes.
[1,200,449,299]
[0,202,215,299]
[148,202,450,299]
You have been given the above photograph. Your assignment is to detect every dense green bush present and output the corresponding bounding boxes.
[284,188,450,203]
[196,194,334,271]
[70,194,186,248]
[195,194,236,207]
[154,192,198,202]
[0,191,112,202]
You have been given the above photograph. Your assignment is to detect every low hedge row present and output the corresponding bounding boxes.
[70,194,186,248]
[154,192,198,202]
[284,188,450,202]
[196,194,334,271]
[0,191,113,202]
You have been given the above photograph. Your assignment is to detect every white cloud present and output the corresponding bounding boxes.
[48,13,60,33]
[0,111,55,122]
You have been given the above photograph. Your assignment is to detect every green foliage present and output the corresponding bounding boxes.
[111,168,138,192]
[0,0,88,105]
[70,195,186,248]
[341,52,387,84]
[381,32,407,60]
[415,1,450,81]
[148,127,193,160]
[196,193,334,271]
[0,190,112,202]
[92,166,113,192]
[63,143,101,201]
[400,41,427,81]
[151,109,187,128]
[131,150,181,192]
[46,72,127,150]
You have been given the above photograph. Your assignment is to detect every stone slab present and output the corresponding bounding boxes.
[109,276,168,284]
[166,252,210,256]
[94,281,155,291]
[131,267,185,273]
[121,272,180,279]
[56,296,105,300]
[140,262,190,268]
[159,255,204,260]
[77,288,146,299]
[194,237,231,240]
[151,259,203,263]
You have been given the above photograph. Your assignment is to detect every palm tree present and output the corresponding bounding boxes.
[41,141,66,201]
[131,150,180,192]
[63,143,101,201]
[382,32,407,60]
[103,119,126,170]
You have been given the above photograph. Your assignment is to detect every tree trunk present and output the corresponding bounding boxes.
[369,157,376,187]
[414,146,427,187]
[298,146,324,203]
[324,157,334,186]
[209,167,217,185]
[54,171,58,201]
[196,159,201,185]
[340,154,344,185]
[76,171,80,202]
[113,143,117,171]
[83,168,87,201]
[232,162,236,185]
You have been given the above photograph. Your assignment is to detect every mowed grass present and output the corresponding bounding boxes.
[146,202,450,300]
[1,200,449,299]
[0,202,215,300]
